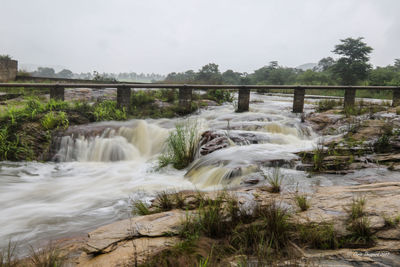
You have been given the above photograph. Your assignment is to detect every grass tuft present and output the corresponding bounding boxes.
[294,194,310,212]
[28,242,66,267]
[0,241,17,267]
[158,120,200,170]
[263,168,283,193]
[347,217,375,245]
[296,222,338,249]
[131,200,151,216]
[348,196,366,221]
[154,191,175,212]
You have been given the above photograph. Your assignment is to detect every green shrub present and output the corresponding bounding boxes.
[93,100,127,121]
[73,101,92,116]
[131,90,156,107]
[0,127,33,161]
[205,89,234,104]
[45,99,70,111]
[41,111,69,130]
[156,89,178,103]
[159,120,200,170]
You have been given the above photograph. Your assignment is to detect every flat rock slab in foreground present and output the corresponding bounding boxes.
[83,210,186,254]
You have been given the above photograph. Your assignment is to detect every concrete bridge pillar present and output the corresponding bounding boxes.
[237,88,250,112]
[0,58,18,82]
[392,89,400,107]
[117,86,131,110]
[344,88,356,109]
[292,88,305,113]
[179,87,192,113]
[50,85,65,101]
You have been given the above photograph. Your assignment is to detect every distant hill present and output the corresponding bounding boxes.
[296,63,317,71]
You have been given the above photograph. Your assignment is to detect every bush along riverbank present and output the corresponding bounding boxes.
[0,89,235,161]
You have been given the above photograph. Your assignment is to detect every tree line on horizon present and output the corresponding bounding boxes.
[22,68,165,83]
[164,37,400,86]
[15,37,400,86]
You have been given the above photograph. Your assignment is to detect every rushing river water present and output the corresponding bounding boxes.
[1,93,398,251]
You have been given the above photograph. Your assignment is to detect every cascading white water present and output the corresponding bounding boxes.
[0,93,323,251]
[55,120,170,162]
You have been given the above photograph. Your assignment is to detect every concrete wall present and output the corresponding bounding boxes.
[0,59,18,82]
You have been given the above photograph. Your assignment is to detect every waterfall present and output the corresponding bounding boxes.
[53,120,169,162]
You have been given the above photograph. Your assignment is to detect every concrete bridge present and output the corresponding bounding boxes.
[0,82,399,113]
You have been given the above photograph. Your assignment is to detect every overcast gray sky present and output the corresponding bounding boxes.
[1,0,399,74]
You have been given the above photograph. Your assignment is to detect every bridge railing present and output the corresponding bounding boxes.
[0,83,399,113]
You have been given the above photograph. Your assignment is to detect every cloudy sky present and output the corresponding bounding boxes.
[1,0,399,74]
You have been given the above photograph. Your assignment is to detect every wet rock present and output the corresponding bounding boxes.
[154,99,173,109]
[78,237,179,267]
[352,120,386,140]
[389,163,400,171]
[199,99,219,106]
[306,113,342,132]
[374,153,400,163]
[377,229,400,240]
[199,131,230,156]
[241,173,264,185]
[84,210,185,254]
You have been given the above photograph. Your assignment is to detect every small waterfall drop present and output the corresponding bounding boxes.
[54,120,169,162]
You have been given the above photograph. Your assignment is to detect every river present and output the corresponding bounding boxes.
[1,93,397,251]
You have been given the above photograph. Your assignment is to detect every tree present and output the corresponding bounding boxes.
[394,59,400,71]
[222,69,242,84]
[57,69,73,79]
[316,57,335,72]
[268,61,279,69]
[196,63,222,84]
[331,37,373,85]
[33,67,56,78]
